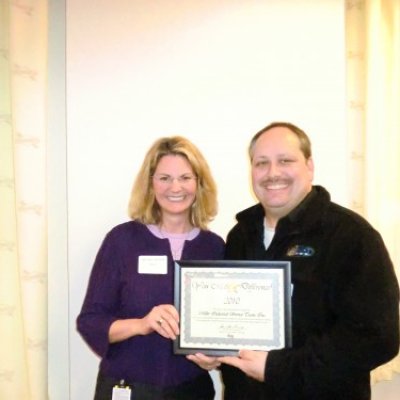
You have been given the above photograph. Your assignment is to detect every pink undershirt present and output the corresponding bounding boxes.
[147,224,200,260]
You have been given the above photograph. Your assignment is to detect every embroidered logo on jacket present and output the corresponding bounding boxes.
[286,245,315,257]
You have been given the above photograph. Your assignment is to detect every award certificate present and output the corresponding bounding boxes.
[174,260,292,356]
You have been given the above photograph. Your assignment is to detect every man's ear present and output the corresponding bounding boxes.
[307,157,315,180]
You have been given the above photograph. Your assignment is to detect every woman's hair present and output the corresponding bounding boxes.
[248,122,312,160]
[128,136,217,230]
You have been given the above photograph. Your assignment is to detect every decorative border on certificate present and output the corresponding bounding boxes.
[174,260,292,356]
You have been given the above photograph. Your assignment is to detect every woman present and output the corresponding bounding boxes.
[77,136,225,400]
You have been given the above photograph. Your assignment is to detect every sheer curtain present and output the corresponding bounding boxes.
[346,0,400,383]
[0,0,48,398]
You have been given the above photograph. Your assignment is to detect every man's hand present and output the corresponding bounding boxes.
[187,353,221,370]
[218,350,268,382]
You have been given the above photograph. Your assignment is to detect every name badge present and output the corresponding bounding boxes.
[112,386,131,400]
[138,255,168,274]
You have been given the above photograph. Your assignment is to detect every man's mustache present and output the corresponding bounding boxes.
[260,176,291,186]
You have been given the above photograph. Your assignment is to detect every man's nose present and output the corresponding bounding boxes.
[267,162,281,177]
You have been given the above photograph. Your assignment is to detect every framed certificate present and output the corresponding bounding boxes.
[174,260,292,356]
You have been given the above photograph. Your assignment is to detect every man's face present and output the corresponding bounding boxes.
[251,127,314,221]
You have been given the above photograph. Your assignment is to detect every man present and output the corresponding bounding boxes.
[218,122,399,399]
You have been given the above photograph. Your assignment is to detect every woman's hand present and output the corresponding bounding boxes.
[108,304,180,343]
[142,304,180,339]
[186,353,221,371]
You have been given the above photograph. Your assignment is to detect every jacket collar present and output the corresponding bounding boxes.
[235,185,331,235]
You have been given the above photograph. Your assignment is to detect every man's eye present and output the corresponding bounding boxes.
[280,159,293,164]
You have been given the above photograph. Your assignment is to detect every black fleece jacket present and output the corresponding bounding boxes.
[221,186,399,400]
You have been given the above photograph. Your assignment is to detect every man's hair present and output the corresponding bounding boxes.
[128,136,217,230]
[248,122,312,160]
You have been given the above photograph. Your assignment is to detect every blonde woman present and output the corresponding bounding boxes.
[77,136,224,400]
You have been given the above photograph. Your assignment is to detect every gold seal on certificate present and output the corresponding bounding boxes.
[173,260,292,356]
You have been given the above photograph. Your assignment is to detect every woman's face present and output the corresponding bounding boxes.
[152,154,197,221]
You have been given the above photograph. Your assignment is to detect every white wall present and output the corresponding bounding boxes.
[48,0,69,398]
[47,0,399,398]
[66,1,346,398]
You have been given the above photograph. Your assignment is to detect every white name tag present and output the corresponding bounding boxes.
[112,386,131,400]
[138,255,168,274]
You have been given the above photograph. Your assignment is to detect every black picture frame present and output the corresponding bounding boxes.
[173,260,292,356]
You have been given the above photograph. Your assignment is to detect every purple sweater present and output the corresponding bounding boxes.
[77,221,225,387]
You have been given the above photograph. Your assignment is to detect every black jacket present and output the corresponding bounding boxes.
[221,186,399,400]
